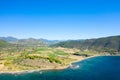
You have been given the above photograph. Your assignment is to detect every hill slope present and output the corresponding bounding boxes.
[12,38,47,47]
[39,39,62,44]
[52,36,120,53]
[0,37,47,47]
[0,37,60,46]
[0,40,12,47]
[0,37,18,42]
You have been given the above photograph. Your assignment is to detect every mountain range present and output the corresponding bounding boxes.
[0,37,62,47]
[0,36,120,54]
[52,36,120,54]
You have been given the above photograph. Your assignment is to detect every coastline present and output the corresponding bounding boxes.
[0,55,100,74]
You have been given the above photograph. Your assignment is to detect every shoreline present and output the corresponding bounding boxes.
[0,55,101,74]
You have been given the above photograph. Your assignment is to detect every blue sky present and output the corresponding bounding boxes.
[0,0,120,40]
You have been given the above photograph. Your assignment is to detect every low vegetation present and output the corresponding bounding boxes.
[0,35,120,71]
[52,36,120,55]
[0,46,90,71]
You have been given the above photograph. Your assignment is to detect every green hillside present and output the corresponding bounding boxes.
[0,40,12,47]
[52,36,120,54]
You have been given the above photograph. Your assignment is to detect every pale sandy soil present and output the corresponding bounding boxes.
[0,65,4,70]
[0,55,100,74]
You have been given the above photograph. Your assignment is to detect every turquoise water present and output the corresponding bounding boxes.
[0,56,120,80]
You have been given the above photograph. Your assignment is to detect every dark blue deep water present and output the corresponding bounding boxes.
[0,56,120,80]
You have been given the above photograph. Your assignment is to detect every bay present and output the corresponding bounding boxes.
[0,56,120,80]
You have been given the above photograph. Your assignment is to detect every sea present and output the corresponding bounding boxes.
[0,56,120,80]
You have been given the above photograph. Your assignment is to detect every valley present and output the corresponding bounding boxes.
[0,36,120,72]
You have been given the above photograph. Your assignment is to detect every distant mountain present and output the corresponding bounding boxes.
[39,39,62,44]
[0,37,18,42]
[52,36,120,53]
[0,37,46,47]
[11,38,47,47]
[0,37,61,45]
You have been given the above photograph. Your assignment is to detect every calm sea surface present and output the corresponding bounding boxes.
[0,56,120,80]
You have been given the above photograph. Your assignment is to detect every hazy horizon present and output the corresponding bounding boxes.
[0,35,120,41]
[0,0,120,40]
